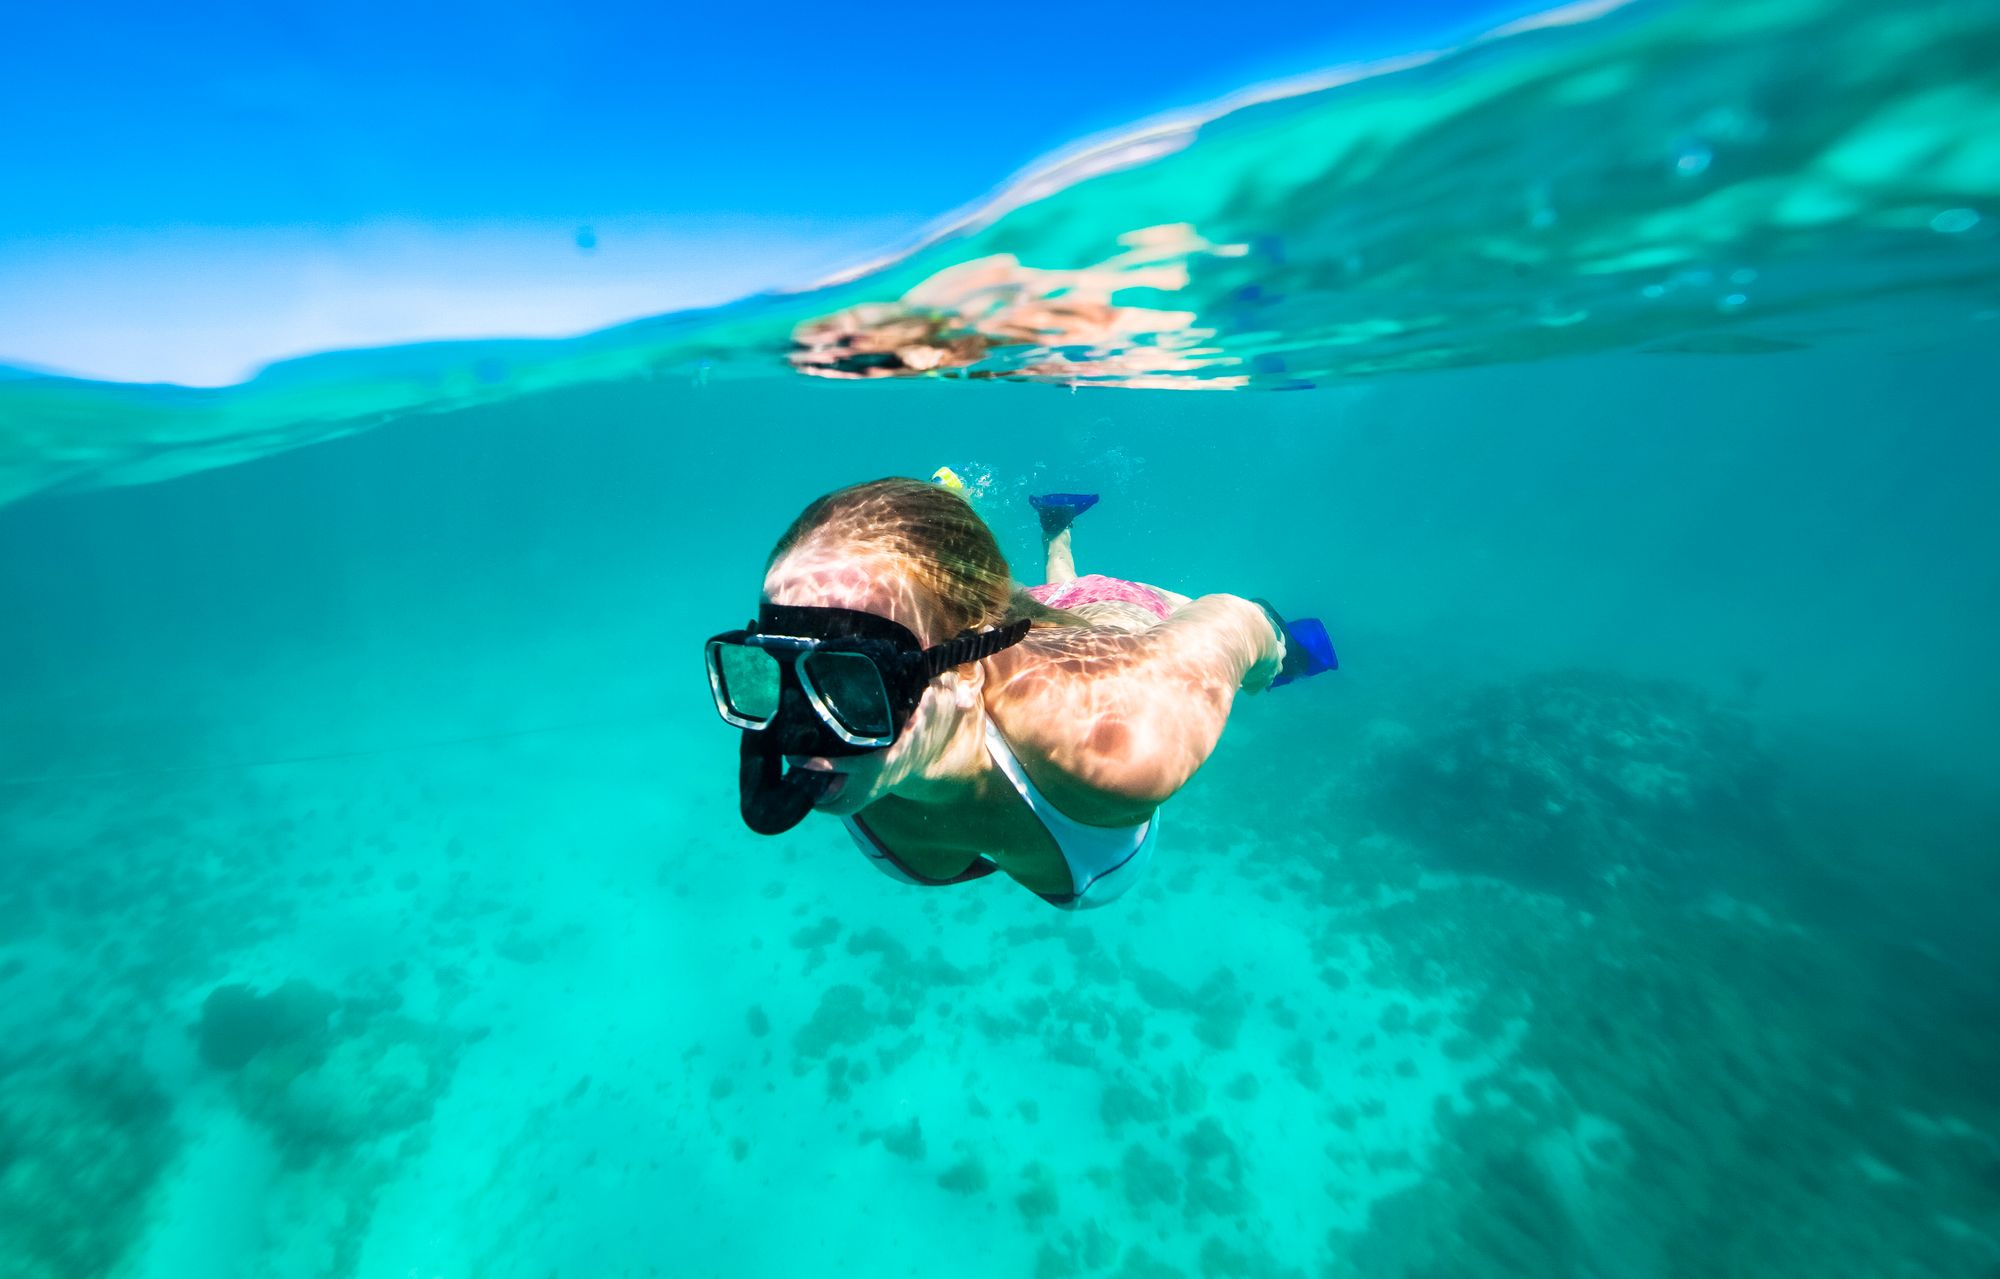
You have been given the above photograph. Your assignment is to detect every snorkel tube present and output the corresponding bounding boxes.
[738,734,837,835]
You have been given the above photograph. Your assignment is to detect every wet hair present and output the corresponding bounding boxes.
[766,477,1079,640]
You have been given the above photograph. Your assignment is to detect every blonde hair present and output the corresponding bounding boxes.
[768,477,1079,640]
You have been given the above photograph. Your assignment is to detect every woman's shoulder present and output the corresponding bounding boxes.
[982,639,1178,825]
[984,624,1148,716]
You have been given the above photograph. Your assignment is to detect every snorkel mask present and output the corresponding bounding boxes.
[706,602,1030,835]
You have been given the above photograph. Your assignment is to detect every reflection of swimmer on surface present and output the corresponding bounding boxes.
[705,478,1335,910]
[789,228,1251,388]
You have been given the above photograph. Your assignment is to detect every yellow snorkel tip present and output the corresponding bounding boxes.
[931,466,966,491]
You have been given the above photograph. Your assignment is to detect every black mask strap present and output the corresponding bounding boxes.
[920,618,1033,678]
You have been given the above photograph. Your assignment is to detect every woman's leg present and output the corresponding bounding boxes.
[1025,493,1189,627]
[1032,494,1098,585]
[1044,514,1194,609]
[1043,525,1077,585]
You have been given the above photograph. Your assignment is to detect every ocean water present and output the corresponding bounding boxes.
[2,0,1998,1276]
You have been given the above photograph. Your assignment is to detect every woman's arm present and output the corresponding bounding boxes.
[997,595,1282,822]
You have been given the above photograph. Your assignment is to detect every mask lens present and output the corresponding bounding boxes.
[802,651,894,740]
[712,642,781,723]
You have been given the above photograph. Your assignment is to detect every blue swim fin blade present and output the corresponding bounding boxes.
[1029,492,1099,535]
[1252,599,1338,687]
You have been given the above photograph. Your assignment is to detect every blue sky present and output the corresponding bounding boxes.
[1,0,1520,384]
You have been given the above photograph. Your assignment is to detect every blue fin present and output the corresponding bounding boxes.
[1267,614,1338,688]
[1029,492,1099,536]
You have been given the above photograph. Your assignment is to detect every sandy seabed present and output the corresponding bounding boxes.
[3,663,1997,1279]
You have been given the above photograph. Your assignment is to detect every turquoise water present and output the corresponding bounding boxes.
[3,0,1999,1276]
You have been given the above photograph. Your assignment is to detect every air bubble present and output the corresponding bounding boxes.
[1717,293,1748,312]
[1931,208,1980,235]
[1675,146,1712,177]
[1729,268,1759,285]
[1527,182,1557,230]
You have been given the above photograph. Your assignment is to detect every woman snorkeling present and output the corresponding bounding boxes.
[705,478,1336,910]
